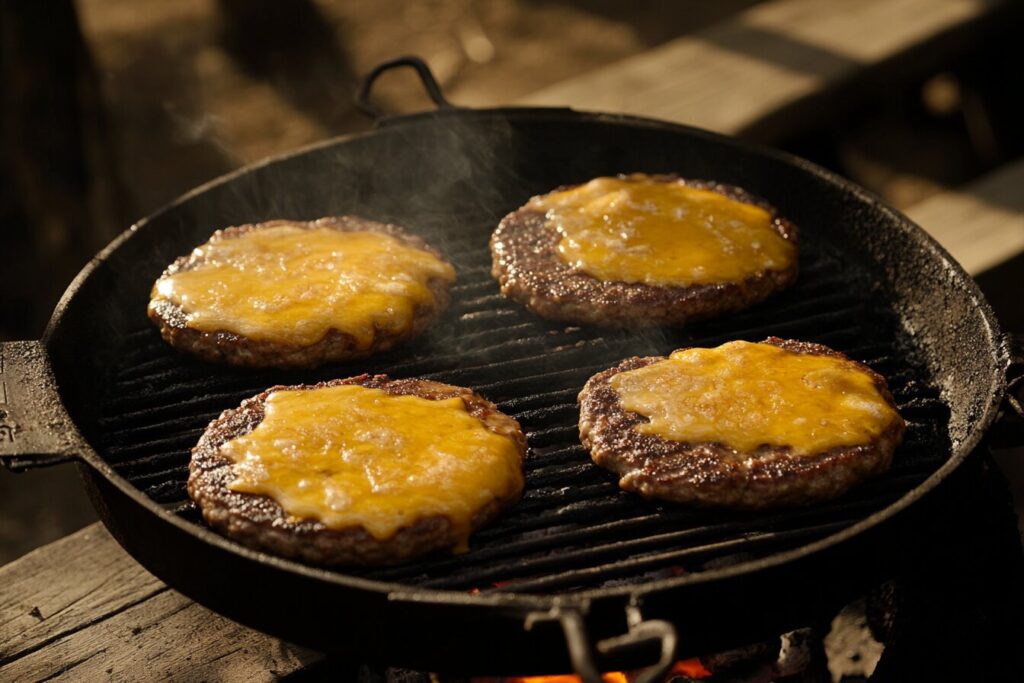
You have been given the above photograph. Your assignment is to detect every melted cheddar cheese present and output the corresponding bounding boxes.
[529,175,795,286]
[218,384,523,550]
[609,341,902,456]
[150,225,455,347]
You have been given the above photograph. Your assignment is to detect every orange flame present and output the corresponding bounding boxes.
[510,673,627,683]
[669,658,712,678]
[505,658,711,683]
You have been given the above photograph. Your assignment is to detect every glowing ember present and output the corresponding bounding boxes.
[670,658,712,678]
[502,658,711,683]
[509,673,626,683]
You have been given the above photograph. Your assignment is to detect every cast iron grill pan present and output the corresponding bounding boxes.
[94,163,950,596]
[6,99,1010,673]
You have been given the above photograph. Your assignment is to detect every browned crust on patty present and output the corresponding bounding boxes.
[577,337,905,509]
[188,375,527,566]
[490,174,798,327]
[148,216,453,368]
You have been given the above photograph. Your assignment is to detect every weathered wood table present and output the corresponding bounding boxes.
[3,0,1022,679]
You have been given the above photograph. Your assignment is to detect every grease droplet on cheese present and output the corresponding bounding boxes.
[529,175,795,286]
[608,341,903,456]
[217,384,523,551]
[151,226,455,347]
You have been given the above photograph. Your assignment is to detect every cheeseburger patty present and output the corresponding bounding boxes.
[490,175,798,328]
[578,338,905,509]
[188,375,527,566]
[148,216,453,369]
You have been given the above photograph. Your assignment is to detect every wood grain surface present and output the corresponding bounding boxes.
[0,524,320,682]
[905,158,1024,274]
[518,0,1008,140]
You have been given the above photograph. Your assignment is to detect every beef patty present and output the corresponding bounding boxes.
[188,375,527,566]
[149,216,454,368]
[578,338,905,509]
[490,175,798,328]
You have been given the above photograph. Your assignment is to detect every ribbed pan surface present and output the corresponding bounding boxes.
[95,210,949,596]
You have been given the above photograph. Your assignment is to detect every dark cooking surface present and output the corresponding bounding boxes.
[94,202,950,595]
[26,107,1002,667]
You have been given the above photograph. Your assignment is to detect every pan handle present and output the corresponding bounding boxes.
[0,340,85,470]
[989,333,1024,450]
[526,605,677,683]
[355,55,457,122]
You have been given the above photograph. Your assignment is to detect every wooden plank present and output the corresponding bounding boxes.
[0,525,164,664]
[0,523,320,681]
[905,158,1024,275]
[516,0,1005,138]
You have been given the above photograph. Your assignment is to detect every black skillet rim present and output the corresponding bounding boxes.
[43,105,1011,611]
